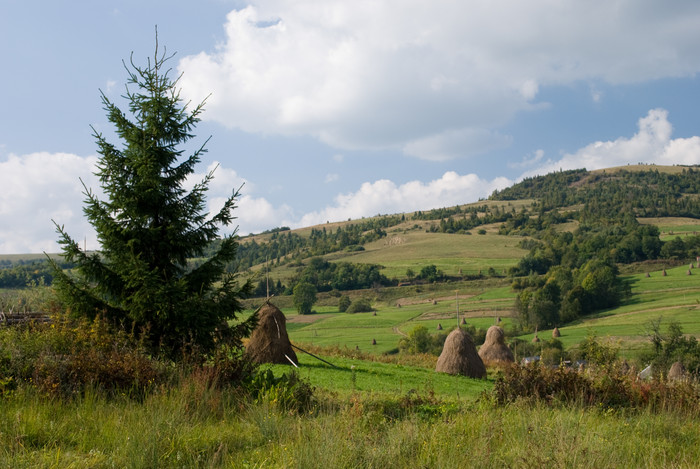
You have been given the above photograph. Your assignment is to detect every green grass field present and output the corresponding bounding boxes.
[244,222,528,284]
[262,261,700,363]
[3,384,699,468]
[262,352,491,400]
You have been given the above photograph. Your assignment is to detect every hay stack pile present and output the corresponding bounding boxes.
[435,328,486,378]
[478,325,514,366]
[246,302,298,365]
[668,361,686,381]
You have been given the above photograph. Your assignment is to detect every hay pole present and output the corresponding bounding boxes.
[290,343,339,369]
[284,354,299,368]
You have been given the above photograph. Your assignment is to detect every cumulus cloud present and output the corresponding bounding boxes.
[296,171,512,227]
[524,109,700,177]
[184,161,295,235]
[0,152,100,254]
[178,1,700,160]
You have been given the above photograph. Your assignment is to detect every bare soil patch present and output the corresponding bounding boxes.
[286,313,334,324]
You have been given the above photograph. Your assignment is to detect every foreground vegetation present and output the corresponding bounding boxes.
[2,372,699,468]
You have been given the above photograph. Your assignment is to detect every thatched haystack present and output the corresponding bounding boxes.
[478,325,514,366]
[436,328,486,378]
[668,361,686,381]
[532,335,540,343]
[552,327,561,338]
[246,302,298,365]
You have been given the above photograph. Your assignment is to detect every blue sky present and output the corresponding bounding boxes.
[2,0,700,253]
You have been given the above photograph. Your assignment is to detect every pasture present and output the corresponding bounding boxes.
[267,262,700,362]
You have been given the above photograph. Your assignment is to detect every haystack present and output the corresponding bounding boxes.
[478,325,514,366]
[435,328,486,378]
[246,302,298,365]
[552,327,561,338]
[668,361,686,381]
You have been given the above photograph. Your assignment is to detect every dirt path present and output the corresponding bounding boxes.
[589,303,700,321]
[286,313,333,324]
[394,293,476,307]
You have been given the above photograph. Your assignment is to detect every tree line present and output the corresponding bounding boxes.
[0,259,74,288]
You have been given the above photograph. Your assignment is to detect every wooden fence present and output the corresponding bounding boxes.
[0,311,51,326]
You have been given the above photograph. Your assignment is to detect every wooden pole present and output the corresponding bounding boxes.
[290,343,339,369]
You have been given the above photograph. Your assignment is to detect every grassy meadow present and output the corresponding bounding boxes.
[2,380,700,468]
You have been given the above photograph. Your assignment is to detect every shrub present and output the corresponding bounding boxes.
[573,333,619,367]
[247,369,315,413]
[491,363,700,414]
[346,298,373,314]
[0,314,167,398]
[640,320,700,377]
[417,265,444,283]
[338,295,351,313]
[398,325,448,355]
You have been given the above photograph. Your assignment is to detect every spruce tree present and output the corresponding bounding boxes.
[50,42,255,356]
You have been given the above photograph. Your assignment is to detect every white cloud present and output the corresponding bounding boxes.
[403,128,512,161]
[0,152,100,254]
[296,171,512,227]
[184,161,295,235]
[509,149,545,169]
[589,84,603,103]
[178,1,700,159]
[525,109,700,177]
[325,173,339,183]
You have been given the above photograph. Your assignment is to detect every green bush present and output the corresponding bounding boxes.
[338,295,351,313]
[574,333,619,367]
[248,369,315,413]
[398,325,448,355]
[346,298,373,314]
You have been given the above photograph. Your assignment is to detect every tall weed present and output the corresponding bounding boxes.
[491,362,700,415]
